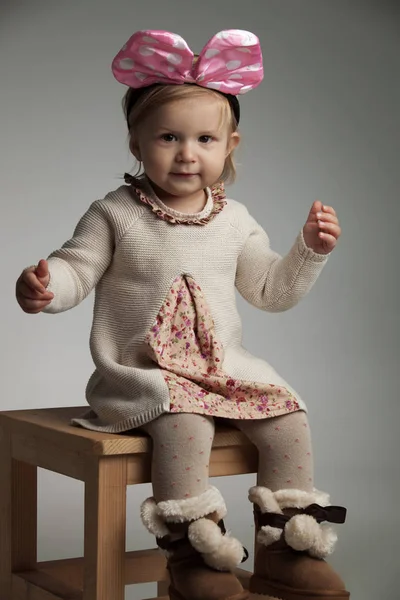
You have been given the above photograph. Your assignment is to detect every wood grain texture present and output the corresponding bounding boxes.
[83,456,127,600]
[0,408,150,456]
[157,578,170,596]
[11,433,86,481]
[0,427,37,600]
[12,571,81,600]
[39,549,167,587]
[0,429,12,600]
[11,459,37,571]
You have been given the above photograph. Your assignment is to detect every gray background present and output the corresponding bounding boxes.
[1,1,399,598]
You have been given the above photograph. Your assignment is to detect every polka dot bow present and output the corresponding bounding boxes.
[112,29,263,95]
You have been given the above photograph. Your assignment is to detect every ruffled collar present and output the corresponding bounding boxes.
[124,173,226,225]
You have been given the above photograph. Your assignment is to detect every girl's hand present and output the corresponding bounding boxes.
[16,259,54,314]
[303,200,341,254]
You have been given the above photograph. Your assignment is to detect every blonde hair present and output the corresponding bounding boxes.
[122,84,239,185]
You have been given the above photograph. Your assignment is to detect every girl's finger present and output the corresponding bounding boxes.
[17,280,50,300]
[316,212,338,224]
[23,270,47,293]
[306,201,323,222]
[35,259,49,279]
[318,231,337,248]
[18,280,53,300]
[317,221,341,237]
[321,205,336,216]
[19,298,53,313]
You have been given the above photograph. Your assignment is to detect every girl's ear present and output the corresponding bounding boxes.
[226,131,240,156]
[129,136,141,160]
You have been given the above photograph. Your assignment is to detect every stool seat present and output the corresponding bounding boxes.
[0,406,258,600]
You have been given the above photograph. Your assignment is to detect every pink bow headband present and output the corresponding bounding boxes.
[111,29,264,97]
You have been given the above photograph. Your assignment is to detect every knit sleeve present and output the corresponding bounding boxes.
[235,211,329,312]
[42,201,115,314]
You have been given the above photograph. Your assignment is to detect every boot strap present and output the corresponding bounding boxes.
[157,518,249,563]
[217,519,249,562]
[255,503,347,529]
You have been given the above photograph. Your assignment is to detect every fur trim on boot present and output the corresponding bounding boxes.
[188,517,244,571]
[249,486,343,559]
[141,486,246,570]
[140,486,249,600]
[248,485,349,600]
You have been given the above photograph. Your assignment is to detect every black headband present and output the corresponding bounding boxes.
[125,84,240,127]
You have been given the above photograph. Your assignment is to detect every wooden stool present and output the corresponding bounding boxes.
[0,406,258,600]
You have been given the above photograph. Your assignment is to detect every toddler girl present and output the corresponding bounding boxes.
[16,29,349,600]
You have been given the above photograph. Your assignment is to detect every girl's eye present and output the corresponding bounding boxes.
[161,134,176,142]
[199,135,213,144]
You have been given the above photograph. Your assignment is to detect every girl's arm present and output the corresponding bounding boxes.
[42,201,115,314]
[235,213,328,312]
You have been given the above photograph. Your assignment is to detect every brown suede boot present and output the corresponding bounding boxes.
[141,486,249,600]
[248,486,350,600]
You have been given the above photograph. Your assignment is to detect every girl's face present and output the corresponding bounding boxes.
[130,94,239,204]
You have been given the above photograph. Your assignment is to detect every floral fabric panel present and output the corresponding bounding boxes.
[146,275,300,419]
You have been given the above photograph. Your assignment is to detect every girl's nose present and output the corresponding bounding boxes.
[177,141,196,162]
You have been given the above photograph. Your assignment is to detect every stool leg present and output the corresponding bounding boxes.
[83,456,127,600]
[0,433,37,600]
[157,579,170,596]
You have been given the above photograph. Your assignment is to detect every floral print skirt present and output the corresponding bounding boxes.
[146,275,301,419]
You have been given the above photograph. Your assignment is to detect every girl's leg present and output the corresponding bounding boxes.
[228,412,349,599]
[141,412,215,501]
[139,412,248,600]
[229,411,313,491]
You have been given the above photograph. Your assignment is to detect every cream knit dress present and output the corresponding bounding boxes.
[43,177,328,432]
